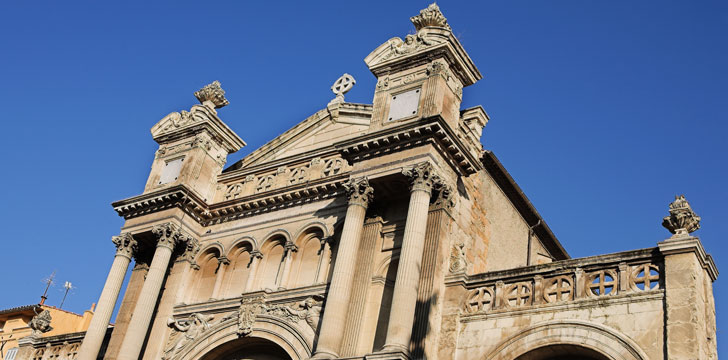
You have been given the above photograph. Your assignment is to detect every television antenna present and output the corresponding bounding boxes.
[40,271,56,305]
[59,281,74,309]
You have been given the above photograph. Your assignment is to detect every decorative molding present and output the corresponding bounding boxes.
[194,81,229,109]
[662,194,701,236]
[162,313,216,360]
[343,177,374,208]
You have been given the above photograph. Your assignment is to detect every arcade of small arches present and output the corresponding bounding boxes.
[188,225,333,303]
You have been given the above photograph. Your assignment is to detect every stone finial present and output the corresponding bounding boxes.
[329,73,356,105]
[410,3,451,31]
[194,80,229,109]
[662,195,701,236]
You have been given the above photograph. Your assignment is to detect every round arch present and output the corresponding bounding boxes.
[260,230,291,248]
[228,236,258,257]
[484,320,648,360]
[173,316,311,360]
[291,222,330,242]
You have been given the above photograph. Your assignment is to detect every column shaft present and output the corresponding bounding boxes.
[244,252,262,292]
[210,258,228,299]
[116,244,174,360]
[312,177,373,359]
[384,188,432,353]
[77,254,132,360]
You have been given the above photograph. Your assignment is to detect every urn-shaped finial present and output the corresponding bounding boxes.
[662,195,701,237]
[194,80,229,109]
[410,3,451,31]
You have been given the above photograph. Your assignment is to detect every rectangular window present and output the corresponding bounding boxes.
[5,348,19,360]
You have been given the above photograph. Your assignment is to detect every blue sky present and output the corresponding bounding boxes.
[1,0,726,355]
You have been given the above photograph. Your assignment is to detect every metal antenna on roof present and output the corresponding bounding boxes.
[59,281,73,309]
[40,271,56,305]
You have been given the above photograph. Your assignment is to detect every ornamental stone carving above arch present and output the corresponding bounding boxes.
[484,320,648,360]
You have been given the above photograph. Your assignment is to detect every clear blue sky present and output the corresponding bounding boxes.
[1,0,726,355]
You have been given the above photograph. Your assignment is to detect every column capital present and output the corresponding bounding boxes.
[218,256,230,265]
[176,237,200,264]
[112,233,138,259]
[344,177,374,208]
[284,241,299,254]
[151,222,189,250]
[431,181,456,211]
[250,250,263,259]
[403,162,442,195]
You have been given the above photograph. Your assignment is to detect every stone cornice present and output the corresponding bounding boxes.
[113,174,348,226]
[111,185,208,224]
[658,236,718,281]
[336,116,482,176]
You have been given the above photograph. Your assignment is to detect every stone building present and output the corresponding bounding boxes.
[22,4,718,360]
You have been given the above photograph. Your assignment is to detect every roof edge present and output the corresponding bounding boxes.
[482,150,569,260]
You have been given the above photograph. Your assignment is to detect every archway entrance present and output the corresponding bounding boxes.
[515,344,609,360]
[200,338,292,360]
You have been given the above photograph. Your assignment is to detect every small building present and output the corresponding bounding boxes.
[0,304,94,360]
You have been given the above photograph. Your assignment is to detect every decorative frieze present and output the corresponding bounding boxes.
[464,260,662,314]
[223,155,350,200]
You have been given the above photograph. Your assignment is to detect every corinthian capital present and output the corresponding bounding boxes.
[151,223,184,250]
[112,233,137,259]
[194,80,229,109]
[431,181,456,211]
[403,162,441,195]
[344,177,375,208]
[177,237,200,264]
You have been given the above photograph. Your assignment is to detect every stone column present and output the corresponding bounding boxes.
[384,162,440,355]
[315,238,332,284]
[116,223,184,360]
[312,177,374,359]
[211,256,229,299]
[244,250,263,292]
[77,233,137,360]
[278,242,298,289]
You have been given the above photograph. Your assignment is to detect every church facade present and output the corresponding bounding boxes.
[20,4,718,360]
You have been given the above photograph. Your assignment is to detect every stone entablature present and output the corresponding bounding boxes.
[459,248,663,316]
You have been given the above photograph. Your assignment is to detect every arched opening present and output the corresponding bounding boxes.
[199,337,292,360]
[516,344,610,360]
[194,250,221,302]
[258,236,287,291]
[289,228,325,288]
[223,241,254,298]
[371,257,399,352]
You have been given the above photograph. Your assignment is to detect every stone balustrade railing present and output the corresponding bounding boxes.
[463,249,663,314]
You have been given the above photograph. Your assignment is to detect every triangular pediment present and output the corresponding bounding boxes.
[225,103,372,172]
